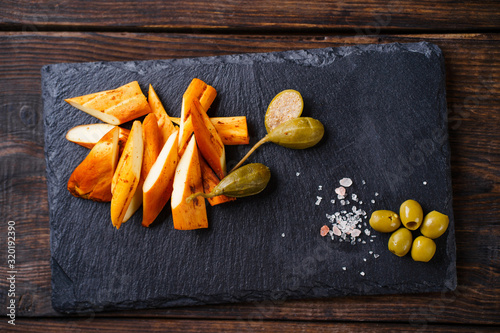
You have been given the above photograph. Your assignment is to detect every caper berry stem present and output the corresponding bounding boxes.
[229,135,270,173]
[186,192,215,203]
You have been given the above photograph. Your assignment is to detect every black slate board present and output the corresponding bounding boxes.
[42,42,456,314]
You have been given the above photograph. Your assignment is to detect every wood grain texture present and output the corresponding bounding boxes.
[6,318,500,333]
[0,32,499,326]
[0,1,499,32]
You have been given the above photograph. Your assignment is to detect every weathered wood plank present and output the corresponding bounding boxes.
[6,318,500,332]
[0,32,498,324]
[0,1,499,32]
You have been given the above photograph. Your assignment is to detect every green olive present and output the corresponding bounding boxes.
[399,199,423,230]
[265,89,303,133]
[411,236,436,262]
[388,228,413,257]
[369,210,401,233]
[420,210,449,239]
[187,163,271,202]
[267,117,324,149]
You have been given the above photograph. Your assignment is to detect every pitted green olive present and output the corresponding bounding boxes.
[411,236,436,262]
[420,210,449,239]
[388,228,413,257]
[399,199,423,230]
[369,210,401,233]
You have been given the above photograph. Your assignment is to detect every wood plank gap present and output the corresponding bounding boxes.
[14,316,500,328]
[1,24,500,36]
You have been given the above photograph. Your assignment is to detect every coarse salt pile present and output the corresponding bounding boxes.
[322,178,371,245]
[326,205,367,245]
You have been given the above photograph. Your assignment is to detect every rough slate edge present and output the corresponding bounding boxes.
[41,41,456,314]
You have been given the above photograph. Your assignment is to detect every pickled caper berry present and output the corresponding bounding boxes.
[265,89,303,133]
[231,117,324,171]
[267,117,324,149]
[187,163,271,202]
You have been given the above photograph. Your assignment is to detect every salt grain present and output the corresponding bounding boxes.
[342,267,347,271]
[362,180,366,185]
[369,251,373,255]
[332,225,341,236]
[423,181,427,185]
[339,178,353,187]
[371,199,375,204]
[318,185,323,190]
[351,229,362,237]
[315,196,322,205]
[363,258,367,262]
[374,254,380,259]
[296,172,300,176]
[375,192,379,196]
[281,233,285,237]
[360,271,365,276]
[364,229,371,236]
[335,186,346,196]
[320,225,329,237]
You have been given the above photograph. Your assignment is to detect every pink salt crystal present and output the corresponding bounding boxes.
[320,225,330,237]
[351,229,362,237]
[339,178,353,187]
[335,186,346,196]
[332,225,342,236]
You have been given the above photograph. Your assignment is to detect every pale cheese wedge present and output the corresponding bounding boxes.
[191,98,226,179]
[111,121,143,229]
[148,84,176,145]
[142,130,179,227]
[67,126,119,202]
[65,81,151,125]
[66,123,130,150]
[171,135,208,230]
[121,113,163,223]
[178,78,217,155]
[170,116,249,146]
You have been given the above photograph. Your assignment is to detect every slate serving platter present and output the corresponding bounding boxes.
[42,42,456,314]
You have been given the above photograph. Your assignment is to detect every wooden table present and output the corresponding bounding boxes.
[1,1,499,331]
